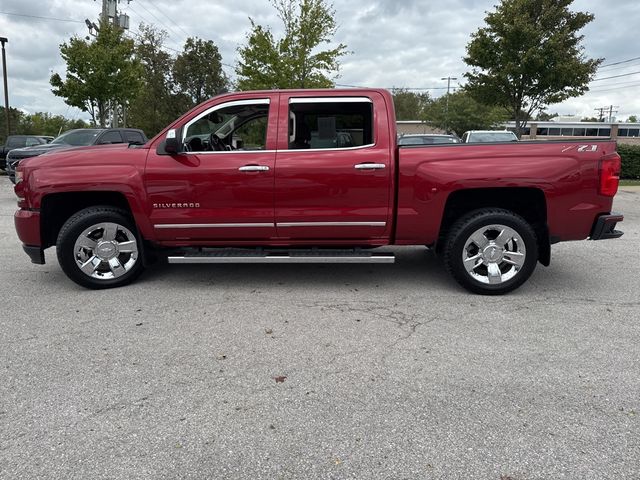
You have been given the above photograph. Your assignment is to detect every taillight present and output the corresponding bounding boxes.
[599,153,621,197]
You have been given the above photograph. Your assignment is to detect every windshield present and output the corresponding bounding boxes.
[51,129,102,146]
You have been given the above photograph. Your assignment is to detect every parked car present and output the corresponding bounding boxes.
[6,128,147,183]
[398,134,460,145]
[0,135,49,169]
[461,130,519,143]
[13,88,623,294]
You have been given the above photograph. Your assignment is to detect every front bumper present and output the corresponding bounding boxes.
[590,213,624,240]
[15,209,45,263]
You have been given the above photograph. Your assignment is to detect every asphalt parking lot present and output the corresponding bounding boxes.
[0,175,638,480]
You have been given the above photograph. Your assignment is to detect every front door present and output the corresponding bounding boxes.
[145,95,278,242]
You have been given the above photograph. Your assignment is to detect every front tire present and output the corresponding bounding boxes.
[57,206,145,289]
[444,209,538,295]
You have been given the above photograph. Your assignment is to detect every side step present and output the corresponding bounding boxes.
[167,248,395,264]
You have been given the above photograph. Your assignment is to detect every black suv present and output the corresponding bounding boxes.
[0,135,50,169]
[6,128,147,183]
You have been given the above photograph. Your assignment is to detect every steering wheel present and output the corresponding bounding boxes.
[209,133,225,151]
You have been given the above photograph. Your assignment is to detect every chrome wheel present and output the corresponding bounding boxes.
[73,222,139,280]
[462,224,526,285]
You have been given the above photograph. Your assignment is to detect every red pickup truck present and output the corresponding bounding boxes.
[13,88,623,294]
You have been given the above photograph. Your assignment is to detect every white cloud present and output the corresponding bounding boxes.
[0,0,638,121]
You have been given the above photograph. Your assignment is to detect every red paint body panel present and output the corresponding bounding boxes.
[13,88,620,256]
[396,141,617,245]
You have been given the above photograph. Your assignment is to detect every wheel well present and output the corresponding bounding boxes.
[40,192,132,248]
[438,187,550,265]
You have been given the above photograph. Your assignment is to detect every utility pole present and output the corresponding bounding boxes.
[441,76,457,133]
[595,106,619,122]
[594,107,606,122]
[91,1,131,127]
[0,37,9,142]
[607,105,619,123]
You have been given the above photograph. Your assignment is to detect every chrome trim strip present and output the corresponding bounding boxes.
[276,143,376,153]
[289,97,373,104]
[277,222,386,227]
[184,149,277,155]
[155,223,275,229]
[168,255,395,264]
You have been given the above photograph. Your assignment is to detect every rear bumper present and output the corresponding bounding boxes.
[590,213,624,240]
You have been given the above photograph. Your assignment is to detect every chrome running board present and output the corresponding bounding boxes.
[167,248,395,264]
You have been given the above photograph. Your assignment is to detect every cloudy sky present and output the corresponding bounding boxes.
[0,0,638,121]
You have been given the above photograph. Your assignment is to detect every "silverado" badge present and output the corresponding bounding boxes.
[153,203,200,208]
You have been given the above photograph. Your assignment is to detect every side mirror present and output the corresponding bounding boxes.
[161,128,183,155]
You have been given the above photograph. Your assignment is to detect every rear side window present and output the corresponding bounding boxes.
[99,131,124,144]
[124,131,145,144]
[26,137,42,146]
[288,98,374,150]
[6,137,24,148]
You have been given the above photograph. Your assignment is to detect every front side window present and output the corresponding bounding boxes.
[183,100,270,152]
[288,98,374,150]
[99,131,124,144]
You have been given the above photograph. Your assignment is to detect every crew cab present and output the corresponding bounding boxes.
[13,89,624,294]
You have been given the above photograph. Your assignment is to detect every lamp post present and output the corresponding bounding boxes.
[441,76,457,133]
[0,37,9,141]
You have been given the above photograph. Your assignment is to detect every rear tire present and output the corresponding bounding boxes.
[444,209,538,295]
[56,206,145,289]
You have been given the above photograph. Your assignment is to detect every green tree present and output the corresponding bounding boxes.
[392,89,431,120]
[464,0,601,137]
[18,112,89,136]
[535,110,558,121]
[236,0,348,90]
[424,90,508,136]
[173,37,228,107]
[50,20,142,127]
[128,24,178,136]
[628,115,638,123]
[581,116,599,122]
[0,107,23,143]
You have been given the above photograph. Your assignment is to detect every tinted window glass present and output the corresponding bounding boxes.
[99,131,124,144]
[184,101,270,152]
[586,128,598,136]
[6,137,24,148]
[537,128,548,136]
[628,129,639,137]
[598,128,611,137]
[52,129,102,146]
[288,99,373,150]
[548,128,560,135]
[124,131,145,144]
[573,128,586,136]
[561,128,573,136]
[618,128,629,137]
[26,137,42,146]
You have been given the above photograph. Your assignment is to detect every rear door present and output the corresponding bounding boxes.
[274,93,393,241]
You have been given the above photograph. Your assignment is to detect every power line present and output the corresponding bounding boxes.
[591,70,640,82]
[600,56,640,68]
[137,0,191,38]
[128,1,183,43]
[0,11,84,23]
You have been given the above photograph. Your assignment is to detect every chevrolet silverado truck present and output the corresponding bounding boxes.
[13,89,624,294]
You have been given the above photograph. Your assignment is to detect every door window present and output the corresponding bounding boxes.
[99,131,124,144]
[288,98,374,150]
[183,100,270,152]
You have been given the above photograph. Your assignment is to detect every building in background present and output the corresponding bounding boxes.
[505,121,640,145]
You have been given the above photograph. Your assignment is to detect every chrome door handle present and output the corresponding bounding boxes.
[239,165,270,172]
[354,163,386,170]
